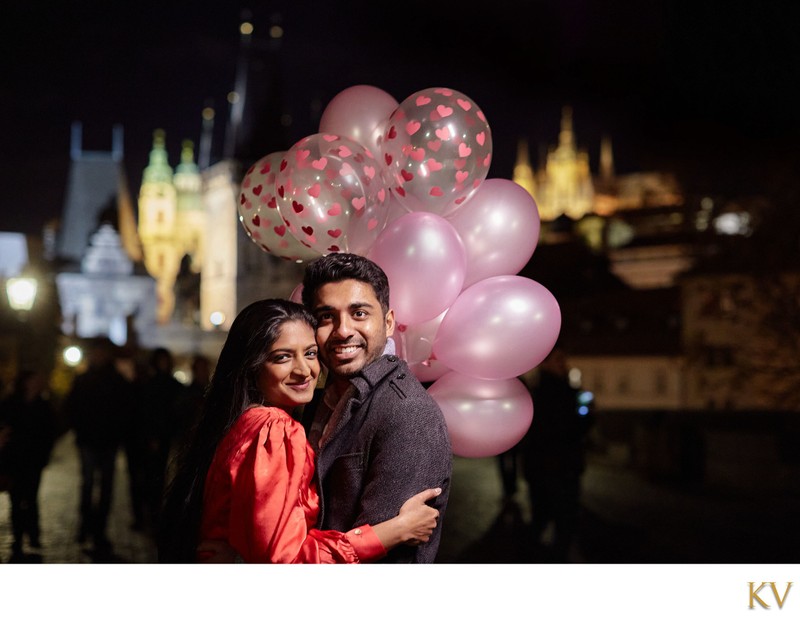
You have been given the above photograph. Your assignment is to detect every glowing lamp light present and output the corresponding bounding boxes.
[63,346,83,367]
[173,369,189,384]
[6,277,38,311]
[209,311,226,327]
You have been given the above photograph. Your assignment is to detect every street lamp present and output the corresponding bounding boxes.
[5,275,38,375]
[209,310,225,329]
[6,277,38,313]
[63,345,83,367]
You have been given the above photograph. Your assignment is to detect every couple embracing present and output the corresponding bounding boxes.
[159,253,452,563]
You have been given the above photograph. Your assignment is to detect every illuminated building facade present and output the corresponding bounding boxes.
[514,106,790,420]
[53,124,155,350]
[138,130,186,325]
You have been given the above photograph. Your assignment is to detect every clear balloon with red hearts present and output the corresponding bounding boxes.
[380,87,493,217]
[238,151,319,262]
[274,133,391,256]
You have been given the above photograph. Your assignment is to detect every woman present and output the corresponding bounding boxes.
[158,299,439,563]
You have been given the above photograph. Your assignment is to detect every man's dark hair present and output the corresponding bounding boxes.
[302,253,390,314]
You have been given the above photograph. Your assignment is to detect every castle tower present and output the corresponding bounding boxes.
[57,123,135,264]
[174,140,205,273]
[594,134,620,216]
[138,129,181,324]
[599,134,615,181]
[537,106,595,221]
[512,138,537,200]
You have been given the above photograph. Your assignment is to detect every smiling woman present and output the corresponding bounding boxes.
[256,319,320,413]
[157,297,441,563]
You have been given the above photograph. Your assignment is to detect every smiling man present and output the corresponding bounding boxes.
[301,253,452,563]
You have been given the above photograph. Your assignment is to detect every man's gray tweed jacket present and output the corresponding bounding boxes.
[303,354,452,563]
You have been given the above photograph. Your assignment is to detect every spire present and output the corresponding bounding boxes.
[174,140,202,196]
[176,140,199,175]
[512,137,537,199]
[198,104,215,170]
[224,13,253,160]
[558,106,575,150]
[600,134,615,180]
[70,122,83,160]
[112,124,124,162]
[142,129,173,184]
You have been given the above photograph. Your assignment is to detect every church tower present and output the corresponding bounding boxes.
[593,134,620,216]
[536,106,595,221]
[174,140,204,273]
[138,129,181,324]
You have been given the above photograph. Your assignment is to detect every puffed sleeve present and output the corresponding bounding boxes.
[228,413,387,563]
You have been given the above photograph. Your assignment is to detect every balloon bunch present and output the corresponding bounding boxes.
[239,85,561,458]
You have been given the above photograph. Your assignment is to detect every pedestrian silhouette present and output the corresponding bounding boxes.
[137,347,185,533]
[174,354,210,449]
[496,445,520,501]
[0,370,58,560]
[520,346,594,562]
[122,358,151,532]
[63,336,134,554]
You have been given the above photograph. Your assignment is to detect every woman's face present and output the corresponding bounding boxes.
[257,320,320,412]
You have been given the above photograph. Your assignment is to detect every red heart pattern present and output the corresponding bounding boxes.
[239,152,320,262]
[241,88,491,262]
[271,133,390,256]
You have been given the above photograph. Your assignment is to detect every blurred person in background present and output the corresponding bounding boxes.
[0,370,59,560]
[63,336,135,553]
[520,345,594,562]
[138,347,185,533]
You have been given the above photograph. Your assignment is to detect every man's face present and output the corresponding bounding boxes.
[311,279,395,379]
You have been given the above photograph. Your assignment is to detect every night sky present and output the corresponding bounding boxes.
[3,0,799,236]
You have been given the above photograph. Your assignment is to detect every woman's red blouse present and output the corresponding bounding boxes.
[199,406,386,563]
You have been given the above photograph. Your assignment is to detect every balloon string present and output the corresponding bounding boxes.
[397,328,408,361]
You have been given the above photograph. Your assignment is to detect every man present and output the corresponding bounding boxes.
[520,346,594,562]
[300,253,452,563]
[63,336,135,553]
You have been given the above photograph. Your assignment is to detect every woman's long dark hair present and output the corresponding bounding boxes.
[157,298,316,562]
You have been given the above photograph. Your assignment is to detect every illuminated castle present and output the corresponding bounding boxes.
[514,106,683,224]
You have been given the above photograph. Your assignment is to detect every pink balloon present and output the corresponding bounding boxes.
[393,312,451,383]
[289,283,303,303]
[381,87,492,216]
[238,152,320,262]
[318,85,398,162]
[275,133,390,256]
[433,275,561,380]
[447,178,541,288]
[368,212,466,326]
[409,359,452,383]
[382,195,411,228]
[428,373,533,458]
